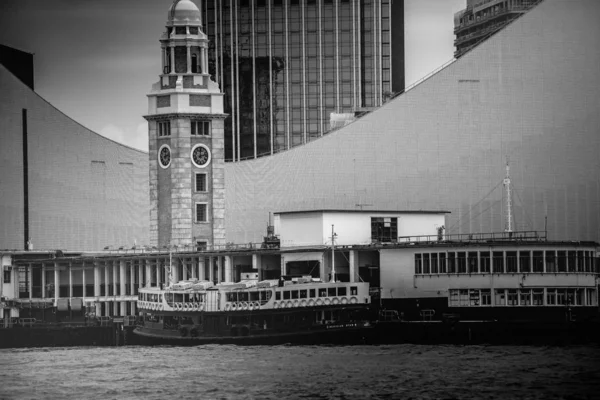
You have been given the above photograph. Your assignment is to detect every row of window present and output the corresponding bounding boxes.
[448,288,597,307]
[415,250,598,275]
[157,120,211,137]
[274,286,359,301]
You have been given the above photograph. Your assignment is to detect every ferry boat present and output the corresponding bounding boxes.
[134,276,372,345]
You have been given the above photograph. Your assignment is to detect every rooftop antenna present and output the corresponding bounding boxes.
[503,159,513,233]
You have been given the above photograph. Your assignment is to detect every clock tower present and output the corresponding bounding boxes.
[145,0,226,249]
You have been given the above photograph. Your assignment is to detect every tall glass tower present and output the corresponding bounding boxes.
[202,0,404,161]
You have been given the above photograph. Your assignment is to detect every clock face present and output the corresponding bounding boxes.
[158,145,171,168]
[191,144,211,168]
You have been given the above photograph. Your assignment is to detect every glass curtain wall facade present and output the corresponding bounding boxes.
[203,0,404,161]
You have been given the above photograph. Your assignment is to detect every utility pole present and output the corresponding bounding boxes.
[503,161,513,233]
[330,225,337,283]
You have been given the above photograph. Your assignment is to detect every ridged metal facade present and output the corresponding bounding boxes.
[0,64,150,251]
[224,0,600,244]
[203,0,404,160]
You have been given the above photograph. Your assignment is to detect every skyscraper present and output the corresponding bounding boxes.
[203,0,405,160]
[454,0,539,58]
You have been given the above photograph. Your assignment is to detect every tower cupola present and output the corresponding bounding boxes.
[167,0,202,27]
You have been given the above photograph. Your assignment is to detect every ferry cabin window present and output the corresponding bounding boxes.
[250,291,259,301]
[414,254,422,274]
[469,289,480,306]
[480,252,490,273]
[468,252,478,273]
[457,252,466,273]
[459,289,469,306]
[439,253,447,273]
[577,251,584,272]
[371,217,398,242]
[275,291,281,300]
[283,291,291,300]
[533,251,544,272]
[449,290,459,306]
[507,289,518,305]
[520,289,531,306]
[493,252,504,273]
[338,287,346,296]
[546,289,557,305]
[546,251,556,272]
[481,289,491,305]
[506,252,517,273]
[299,289,307,298]
[448,253,456,273]
[327,287,336,297]
[586,289,596,306]
[291,290,299,299]
[423,254,430,274]
[495,289,506,306]
[557,251,567,272]
[533,289,544,305]
[431,253,438,274]
[568,251,577,272]
[350,286,357,296]
[309,289,316,298]
[520,251,530,273]
[319,288,327,297]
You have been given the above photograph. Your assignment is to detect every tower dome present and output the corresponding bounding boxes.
[167,0,201,26]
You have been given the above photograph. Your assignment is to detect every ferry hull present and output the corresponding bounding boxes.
[134,325,372,346]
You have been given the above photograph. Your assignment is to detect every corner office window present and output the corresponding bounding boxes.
[196,203,208,223]
[191,120,211,136]
[3,267,11,283]
[158,121,171,137]
[371,217,397,243]
[195,173,207,192]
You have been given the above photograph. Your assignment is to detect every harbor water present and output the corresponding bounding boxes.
[0,344,599,399]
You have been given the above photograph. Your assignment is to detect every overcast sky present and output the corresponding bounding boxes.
[0,0,465,152]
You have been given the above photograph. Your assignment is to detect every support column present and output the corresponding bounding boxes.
[224,256,232,283]
[94,263,100,297]
[156,260,161,288]
[41,263,46,298]
[28,264,32,299]
[95,302,101,317]
[68,262,72,298]
[349,250,359,283]
[120,260,126,298]
[281,257,286,277]
[120,301,127,316]
[113,261,118,297]
[145,260,151,287]
[82,262,86,299]
[252,254,261,280]
[131,301,136,316]
[183,259,188,281]
[199,257,205,281]
[161,46,166,72]
[191,258,197,280]
[54,262,59,304]
[170,45,175,74]
[130,263,135,297]
[217,257,223,283]
[104,263,109,297]
[319,254,325,281]
[186,45,191,73]
[138,261,144,290]
[209,256,214,283]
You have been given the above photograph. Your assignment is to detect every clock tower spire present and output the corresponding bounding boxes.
[145,0,226,250]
